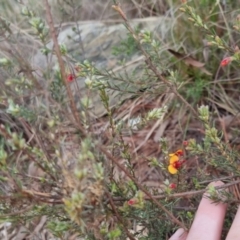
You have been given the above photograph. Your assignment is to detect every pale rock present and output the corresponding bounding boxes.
[32,17,171,117]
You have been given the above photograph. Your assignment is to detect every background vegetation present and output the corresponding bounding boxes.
[1,0,240,239]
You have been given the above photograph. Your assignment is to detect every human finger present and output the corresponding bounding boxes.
[186,181,227,240]
[169,228,188,240]
[225,204,240,239]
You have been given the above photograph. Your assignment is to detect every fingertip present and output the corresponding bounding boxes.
[207,181,225,187]
[187,181,227,240]
[226,204,240,239]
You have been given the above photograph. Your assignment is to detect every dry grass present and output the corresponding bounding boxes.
[1,0,171,23]
[1,0,240,239]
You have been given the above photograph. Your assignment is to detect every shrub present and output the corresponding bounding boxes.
[0,1,240,239]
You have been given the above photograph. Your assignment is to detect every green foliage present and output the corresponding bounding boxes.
[1,0,240,239]
[112,28,140,57]
[47,220,74,238]
[185,78,207,102]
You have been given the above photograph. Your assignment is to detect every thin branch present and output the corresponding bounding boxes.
[0,205,33,218]
[151,179,240,200]
[43,0,86,134]
[100,145,187,231]
[113,178,240,202]
[106,191,136,240]
[112,4,198,117]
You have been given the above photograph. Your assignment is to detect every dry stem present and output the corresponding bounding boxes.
[112,4,198,118]
[43,0,85,134]
[106,191,136,240]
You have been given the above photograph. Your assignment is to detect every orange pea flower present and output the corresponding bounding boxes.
[168,149,185,174]
[174,149,183,156]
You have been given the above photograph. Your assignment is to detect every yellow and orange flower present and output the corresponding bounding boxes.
[168,149,185,174]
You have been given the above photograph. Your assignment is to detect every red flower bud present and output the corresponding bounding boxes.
[127,199,137,206]
[169,183,177,189]
[220,57,232,67]
[67,73,75,82]
[183,141,188,146]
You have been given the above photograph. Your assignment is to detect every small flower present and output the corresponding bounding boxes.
[127,198,138,206]
[67,73,75,82]
[168,149,185,174]
[220,57,233,67]
[168,155,179,174]
[169,183,177,189]
[168,159,186,174]
[183,141,188,146]
[169,149,183,158]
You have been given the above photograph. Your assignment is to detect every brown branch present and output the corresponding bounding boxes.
[43,0,85,134]
[99,146,187,231]
[113,178,240,202]
[112,4,198,117]
[151,179,240,200]
[106,191,136,240]
[0,191,63,205]
[0,205,33,218]
[0,44,43,90]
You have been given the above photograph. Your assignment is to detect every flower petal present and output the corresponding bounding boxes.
[128,198,137,206]
[67,73,75,82]
[220,57,232,67]
[168,165,178,174]
[169,154,179,164]
[175,149,183,156]
[169,183,177,189]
